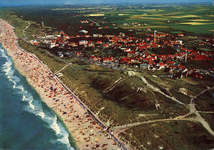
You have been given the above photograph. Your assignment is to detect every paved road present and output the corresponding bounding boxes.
[88,18,100,26]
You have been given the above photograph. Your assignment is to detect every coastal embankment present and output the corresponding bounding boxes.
[0,18,129,150]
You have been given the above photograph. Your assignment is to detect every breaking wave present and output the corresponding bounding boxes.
[0,44,75,150]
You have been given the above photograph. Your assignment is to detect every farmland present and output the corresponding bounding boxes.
[102,4,214,34]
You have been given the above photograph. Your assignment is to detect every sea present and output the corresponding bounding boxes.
[0,43,77,150]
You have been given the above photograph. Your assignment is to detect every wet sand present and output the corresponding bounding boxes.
[0,19,124,150]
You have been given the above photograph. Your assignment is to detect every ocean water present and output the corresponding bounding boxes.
[0,44,76,150]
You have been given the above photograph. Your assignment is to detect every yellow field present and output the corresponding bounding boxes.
[85,14,105,16]
[178,22,213,25]
[189,19,212,22]
[170,15,199,18]
[206,14,214,17]
[163,12,184,15]
[209,30,214,32]
[126,15,166,20]
[118,14,129,16]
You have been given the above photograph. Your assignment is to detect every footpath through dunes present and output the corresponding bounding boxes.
[0,18,129,150]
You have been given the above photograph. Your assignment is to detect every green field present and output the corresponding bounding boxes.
[102,4,214,34]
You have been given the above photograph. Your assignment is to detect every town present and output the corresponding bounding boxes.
[30,19,214,79]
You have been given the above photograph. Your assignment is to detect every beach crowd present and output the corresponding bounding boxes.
[0,18,127,150]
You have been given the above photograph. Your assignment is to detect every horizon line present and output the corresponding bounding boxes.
[0,1,212,7]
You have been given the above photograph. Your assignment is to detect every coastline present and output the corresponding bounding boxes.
[0,18,125,150]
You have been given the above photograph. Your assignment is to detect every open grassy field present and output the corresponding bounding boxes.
[102,4,214,35]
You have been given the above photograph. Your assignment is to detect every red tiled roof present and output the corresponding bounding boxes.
[166,61,175,64]
[192,55,207,60]
[177,65,185,69]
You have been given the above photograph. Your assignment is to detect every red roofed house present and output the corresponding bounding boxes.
[102,57,113,63]
[31,40,38,46]
[75,52,82,56]
[120,57,130,63]
[157,63,167,70]
[90,56,99,61]
[177,65,185,70]
[191,55,208,61]
[97,41,103,44]
[127,51,135,57]
[178,33,184,36]
[103,44,109,48]
[166,61,175,65]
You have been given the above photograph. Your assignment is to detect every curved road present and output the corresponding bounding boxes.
[113,86,214,137]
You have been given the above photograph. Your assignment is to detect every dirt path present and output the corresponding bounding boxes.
[103,77,125,93]
[113,73,214,138]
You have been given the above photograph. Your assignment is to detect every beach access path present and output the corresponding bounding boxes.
[0,18,129,150]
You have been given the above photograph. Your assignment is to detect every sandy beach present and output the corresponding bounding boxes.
[0,18,126,150]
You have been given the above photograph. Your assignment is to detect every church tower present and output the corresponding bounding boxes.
[154,30,157,43]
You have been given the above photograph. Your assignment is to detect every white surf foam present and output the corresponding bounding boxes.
[28,100,35,110]
[9,78,17,88]
[22,95,26,100]
[50,115,60,135]
[22,94,32,101]
[22,94,35,110]
[57,135,72,149]
[2,57,12,68]
[37,112,45,118]
[16,85,24,92]
[1,56,14,78]
[0,48,8,58]
[5,67,14,77]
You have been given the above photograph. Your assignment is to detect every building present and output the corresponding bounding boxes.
[41,21,44,28]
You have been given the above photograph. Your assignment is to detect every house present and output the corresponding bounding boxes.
[68,42,78,47]
[178,33,184,36]
[123,48,131,52]
[96,41,103,44]
[120,57,130,63]
[191,55,208,61]
[31,40,38,46]
[185,71,202,79]
[80,20,89,23]
[85,35,91,38]
[79,40,88,46]
[140,64,149,69]
[172,72,183,79]
[57,52,63,58]
[127,51,135,57]
[102,57,113,63]
[156,63,167,70]
[49,42,56,48]
[166,61,175,65]
[70,35,75,38]
[177,65,185,70]
[79,30,88,34]
[93,34,99,37]
[75,52,82,56]
[90,55,98,61]
[176,40,183,45]
[103,44,109,48]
